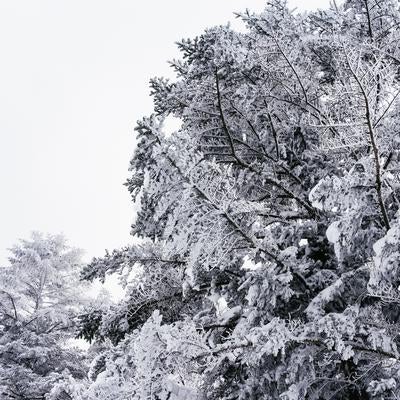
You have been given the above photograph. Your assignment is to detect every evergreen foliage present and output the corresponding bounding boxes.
[0,233,87,400]
[75,1,400,398]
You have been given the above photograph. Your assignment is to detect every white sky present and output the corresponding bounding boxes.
[0,0,331,265]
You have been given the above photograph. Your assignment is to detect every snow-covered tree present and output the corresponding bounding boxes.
[0,232,88,400]
[76,1,400,399]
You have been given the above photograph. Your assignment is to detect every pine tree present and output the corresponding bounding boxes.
[0,233,88,400]
[76,1,400,398]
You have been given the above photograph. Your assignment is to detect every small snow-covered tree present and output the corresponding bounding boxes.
[0,232,88,400]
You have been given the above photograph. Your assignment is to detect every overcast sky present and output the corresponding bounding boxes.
[0,0,331,265]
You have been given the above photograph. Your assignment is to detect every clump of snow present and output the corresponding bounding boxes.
[326,221,341,243]
[217,297,228,315]
[241,255,262,270]
[299,238,308,247]
[326,221,342,260]
[208,293,228,316]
